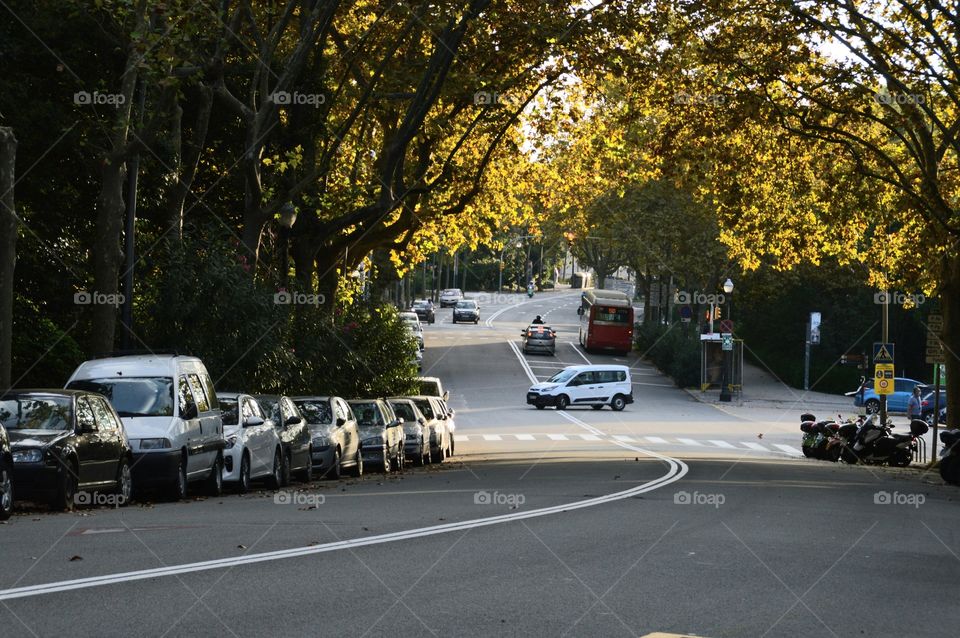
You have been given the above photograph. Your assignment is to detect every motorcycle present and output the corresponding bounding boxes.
[800,413,856,462]
[843,414,927,466]
[939,429,960,485]
[527,283,534,298]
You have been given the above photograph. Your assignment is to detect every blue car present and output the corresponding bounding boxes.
[848,377,923,414]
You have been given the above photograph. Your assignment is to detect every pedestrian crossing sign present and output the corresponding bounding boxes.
[873,342,895,364]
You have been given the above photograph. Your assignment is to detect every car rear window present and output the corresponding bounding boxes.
[219,398,239,425]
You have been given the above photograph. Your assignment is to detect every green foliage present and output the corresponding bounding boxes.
[634,322,700,388]
[11,295,84,388]
[136,230,418,398]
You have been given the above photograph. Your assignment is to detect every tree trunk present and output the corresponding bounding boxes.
[0,127,17,389]
[90,159,127,355]
[940,254,960,428]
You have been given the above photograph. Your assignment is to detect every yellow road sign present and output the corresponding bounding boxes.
[875,363,894,395]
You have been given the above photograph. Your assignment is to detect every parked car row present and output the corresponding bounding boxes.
[0,353,457,516]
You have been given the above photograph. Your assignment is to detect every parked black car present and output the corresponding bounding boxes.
[0,422,12,520]
[1,390,133,511]
[253,395,313,485]
[411,299,436,324]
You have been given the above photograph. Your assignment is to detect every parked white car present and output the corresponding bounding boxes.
[217,393,283,492]
[66,354,225,499]
[439,288,464,307]
[526,364,634,411]
[400,311,425,350]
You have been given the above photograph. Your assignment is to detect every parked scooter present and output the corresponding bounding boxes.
[939,429,960,485]
[843,414,927,466]
[800,413,858,462]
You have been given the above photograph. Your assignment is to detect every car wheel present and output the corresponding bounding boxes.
[205,454,223,496]
[396,446,405,472]
[0,459,14,521]
[474,319,479,324]
[52,461,78,511]
[555,395,569,410]
[611,395,626,412]
[280,451,292,487]
[327,448,342,480]
[925,413,935,426]
[535,404,545,410]
[448,436,454,456]
[434,438,446,463]
[238,453,251,494]
[168,454,188,500]
[115,458,133,504]
[267,449,283,489]
[350,448,364,478]
[297,448,314,483]
[381,446,391,473]
[419,438,429,465]
[865,399,880,415]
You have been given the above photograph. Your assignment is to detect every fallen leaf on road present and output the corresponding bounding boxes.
[69,555,83,561]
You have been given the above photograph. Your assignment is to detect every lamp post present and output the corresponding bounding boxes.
[719,277,734,402]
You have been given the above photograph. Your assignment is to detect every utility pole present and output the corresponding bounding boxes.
[880,290,889,425]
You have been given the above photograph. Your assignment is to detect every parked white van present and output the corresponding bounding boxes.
[526,364,634,411]
[66,354,225,499]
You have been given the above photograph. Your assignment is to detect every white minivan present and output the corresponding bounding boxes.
[526,365,634,411]
[66,354,225,499]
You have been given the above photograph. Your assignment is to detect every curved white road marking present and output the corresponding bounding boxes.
[0,458,686,602]
[483,292,577,327]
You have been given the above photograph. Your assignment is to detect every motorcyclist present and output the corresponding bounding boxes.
[532,315,545,325]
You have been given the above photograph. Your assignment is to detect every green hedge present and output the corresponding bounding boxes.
[634,322,700,388]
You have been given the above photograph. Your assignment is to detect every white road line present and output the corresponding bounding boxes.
[454,435,469,442]
[546,434,568,441]
[482,434,502,441]
[773,444,803,456]
[515,434,536,441]
[677,438,701,446]
[0,454,688,602]
[612,435,636,442]
[709,440,737,449]
[568,342,592,364]
[741,442,769,451]
[645,436,669,444]
[578,434,602,441]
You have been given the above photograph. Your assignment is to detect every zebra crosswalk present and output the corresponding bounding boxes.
[451,432,803,456]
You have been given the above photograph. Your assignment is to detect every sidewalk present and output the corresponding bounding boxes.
[685,360,853,412]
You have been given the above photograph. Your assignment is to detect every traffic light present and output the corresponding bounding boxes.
[714,306,722,320]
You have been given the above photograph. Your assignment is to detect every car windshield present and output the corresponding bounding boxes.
[413,301,430,308]
[66,377,174,417]
[390,402,417,422]
[413,399,434,418]
[219,398,239,426]
[294,400,333,425]
[350,402,382,427]
[419,380,441,396]
[0,395,73,431]
[442,289,461,296]
[256,397,280,422]
[547,369,578,383]
[456,301,476,309]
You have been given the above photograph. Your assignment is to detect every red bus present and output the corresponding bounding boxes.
[578,289,634,354]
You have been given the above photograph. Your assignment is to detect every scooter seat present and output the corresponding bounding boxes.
[891,433,913,443]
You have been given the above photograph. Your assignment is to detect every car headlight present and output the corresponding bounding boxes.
[12,449,43,463]
[139,438,172,450]
[363,436,383,446]
[224,435,238,450]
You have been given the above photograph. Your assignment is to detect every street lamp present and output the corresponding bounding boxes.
[719,278,734,402]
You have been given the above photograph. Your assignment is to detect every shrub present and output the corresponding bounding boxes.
[634,322,701,388]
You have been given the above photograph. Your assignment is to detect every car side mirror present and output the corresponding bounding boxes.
[182,404,198,420]
[443,391,449,401]
[243,416,265,427]
[418,417,425,425]
[285,415,302,427]
[394,418,404,427]
[336,417,346,427]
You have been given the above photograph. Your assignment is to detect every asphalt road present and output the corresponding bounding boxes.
[1,291,958,638]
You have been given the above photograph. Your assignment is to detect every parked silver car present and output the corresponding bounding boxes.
[217,393,284,492]
[347,399,405,472]
[410,395,452,462]
[291,396,363,479]
[387,398,432,465]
